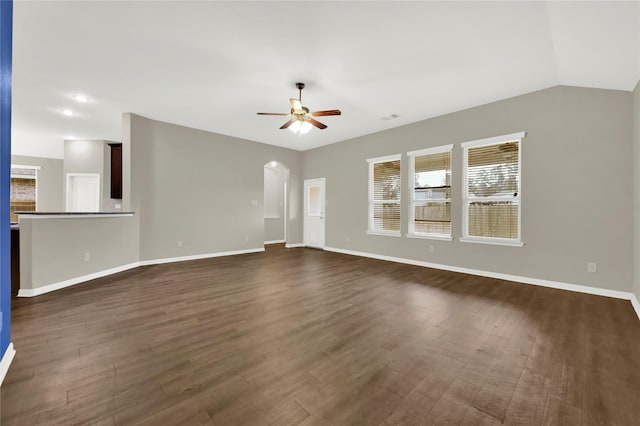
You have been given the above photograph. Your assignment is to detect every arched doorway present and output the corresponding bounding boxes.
[264,161,289,244]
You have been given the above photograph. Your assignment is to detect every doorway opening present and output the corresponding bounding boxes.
[66,173,100,212]
[264,161,289,245]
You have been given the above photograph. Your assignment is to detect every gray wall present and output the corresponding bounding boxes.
[126,114,303,262]
[19,216,138,291]
[11,155,63,212]
[303,86,633,292]
[634,80,640,301]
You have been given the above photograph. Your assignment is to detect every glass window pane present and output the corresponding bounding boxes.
[414,202,451,235]
[468,200,519,239]
[373,160,401,201]
[308,186,321,216]
[467,142,519,198]
[373,203,400,232]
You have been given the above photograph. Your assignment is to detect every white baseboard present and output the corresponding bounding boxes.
[631,294,640,320]
[264,240,285,245]
[324,246,638,312]
[0,343,16,386]
[19,248,266,297]
[285,243,304,248]
[18,262,140,297]
[138,247,264,266]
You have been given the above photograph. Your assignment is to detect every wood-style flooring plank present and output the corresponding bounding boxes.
[2,244,639,425]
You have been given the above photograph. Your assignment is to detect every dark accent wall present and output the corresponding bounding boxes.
[1,0,13,360]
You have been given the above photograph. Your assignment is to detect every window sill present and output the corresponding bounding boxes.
[367,230,401,237]
[459,237,524,247]
[406,233,452,241]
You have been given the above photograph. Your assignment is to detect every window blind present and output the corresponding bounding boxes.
[369,158,401,233]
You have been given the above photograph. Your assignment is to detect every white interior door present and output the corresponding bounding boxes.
[67,174,100,212]
[304,178,325,248]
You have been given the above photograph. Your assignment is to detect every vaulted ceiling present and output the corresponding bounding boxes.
[11,1,640,158]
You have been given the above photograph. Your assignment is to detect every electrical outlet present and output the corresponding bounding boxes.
[428,245,434,253]
[115,203,122,209]
[345,236,350,243]
[251,200,258,206]
[177,240,183,248]
[587,262,597,273]
[244,236,249,242]
[84,252,90,262]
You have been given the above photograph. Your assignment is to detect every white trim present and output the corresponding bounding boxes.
[462,132,523,244]
[138,248,264,266]
[631,294,640,320]
[18,262,140,297]
[264,240,285,244]
[285,243,304,248]
[461,131,526,148]
[368,154,402,234]
[366,153,401,164]
[407,144,454,157]
[367,230,401,237]
[18,213,134,219]
[324,246,636,303]
[18,248,265,297]
[0,343,16,386]
[459,237,525,247]
[11,164,41,170]
[407,233,453,241]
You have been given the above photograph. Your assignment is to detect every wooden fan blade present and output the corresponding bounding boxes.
[311,109,342,117]
[279,119,296,129]
[257,112,290,116]
[307,117,327,129]
[290,98,303,113]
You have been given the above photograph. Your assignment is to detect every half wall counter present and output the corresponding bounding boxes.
[17,212,138,296]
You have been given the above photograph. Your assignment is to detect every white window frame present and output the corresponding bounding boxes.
[407,144,453,241]
[367,154,402,237]
[460,132,525,247]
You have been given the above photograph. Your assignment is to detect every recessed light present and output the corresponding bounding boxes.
[62,109,74,116]
[73,94,88,103]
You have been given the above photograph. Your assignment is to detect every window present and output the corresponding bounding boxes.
[10,165,39,223]
[407,145,452,240]
[367,154,401,236]
[461,132,525,247]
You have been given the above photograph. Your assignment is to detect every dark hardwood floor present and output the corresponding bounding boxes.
[2,244,639,425]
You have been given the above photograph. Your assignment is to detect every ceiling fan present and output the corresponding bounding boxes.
[257,83,341,135]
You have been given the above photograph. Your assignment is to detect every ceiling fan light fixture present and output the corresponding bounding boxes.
[289,120,312,135]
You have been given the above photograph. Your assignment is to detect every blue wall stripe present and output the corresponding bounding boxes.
[1,0,13,357]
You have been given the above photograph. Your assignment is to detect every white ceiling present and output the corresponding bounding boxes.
[11,1,640,159]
